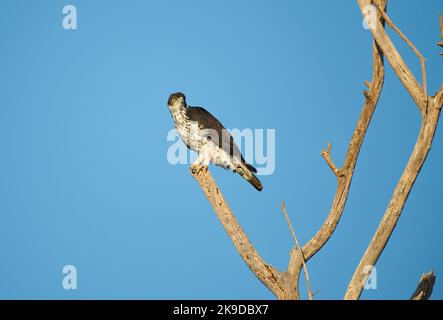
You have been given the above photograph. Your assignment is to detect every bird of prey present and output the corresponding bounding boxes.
[167,92,263,191]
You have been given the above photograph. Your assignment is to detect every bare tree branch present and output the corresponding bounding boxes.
[190,167,290,299]
[321,143,344,178]
[281,201,313,300]
[410,271,436,300]
[286,0,387,285]
[438,14,443,55]
[374,2,428,99]
[435,85,443,109]
[345,104,441,299]
[189,34,386,297]
[190,0,386,300]
[364,80,371,88]
[358,0,426,110]
[345,3,443,300]
[187,0,441,300]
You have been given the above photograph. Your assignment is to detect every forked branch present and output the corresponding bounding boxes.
[345,1,443,299]
[321,143,344,178]
[358,0,426,110]
[286,0,387,283]
[188,0,441,300]
[190,167,288,299]
[191,30,385,298]
[373,2,428,98]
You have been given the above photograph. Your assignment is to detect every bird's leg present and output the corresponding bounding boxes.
[191,149,210,174]
[191,152,207,175]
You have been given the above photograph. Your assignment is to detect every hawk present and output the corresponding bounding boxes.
[167,92,263,191]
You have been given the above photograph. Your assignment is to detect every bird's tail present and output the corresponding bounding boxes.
[236,163,263,192]
[245,163,257,173]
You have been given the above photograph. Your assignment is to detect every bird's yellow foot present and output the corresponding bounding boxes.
[191,164,208,175]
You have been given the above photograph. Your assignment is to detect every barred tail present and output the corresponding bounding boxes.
[248,173,263,191]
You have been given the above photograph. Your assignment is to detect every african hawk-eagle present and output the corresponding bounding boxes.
[167,92,263,191]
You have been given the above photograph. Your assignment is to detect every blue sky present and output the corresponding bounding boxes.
[0,0,442,299]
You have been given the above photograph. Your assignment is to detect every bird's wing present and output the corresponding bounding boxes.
[186,106,261,190]
[186,106,243,163]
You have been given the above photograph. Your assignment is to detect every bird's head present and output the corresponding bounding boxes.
[167,92,186,109]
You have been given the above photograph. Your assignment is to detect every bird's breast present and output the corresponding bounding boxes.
[176,121,207,151]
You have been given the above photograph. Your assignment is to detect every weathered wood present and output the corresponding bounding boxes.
[345,2,443,300]
[190,167,290,299]
[411,271,436,300]
[188,0,442,300]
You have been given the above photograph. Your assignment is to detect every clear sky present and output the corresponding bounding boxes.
[0,0,442,299]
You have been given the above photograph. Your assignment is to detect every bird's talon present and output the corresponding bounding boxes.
[191,164,207,175]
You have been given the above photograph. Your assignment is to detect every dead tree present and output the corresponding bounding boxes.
[190,0,443,300]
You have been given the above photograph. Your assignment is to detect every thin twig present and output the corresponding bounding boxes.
[374,2,428,103]
[321,143,344,178]
[281,201,313,300]
[364,80,371,88]
[358,0,425,110]
[438,14,443,54]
